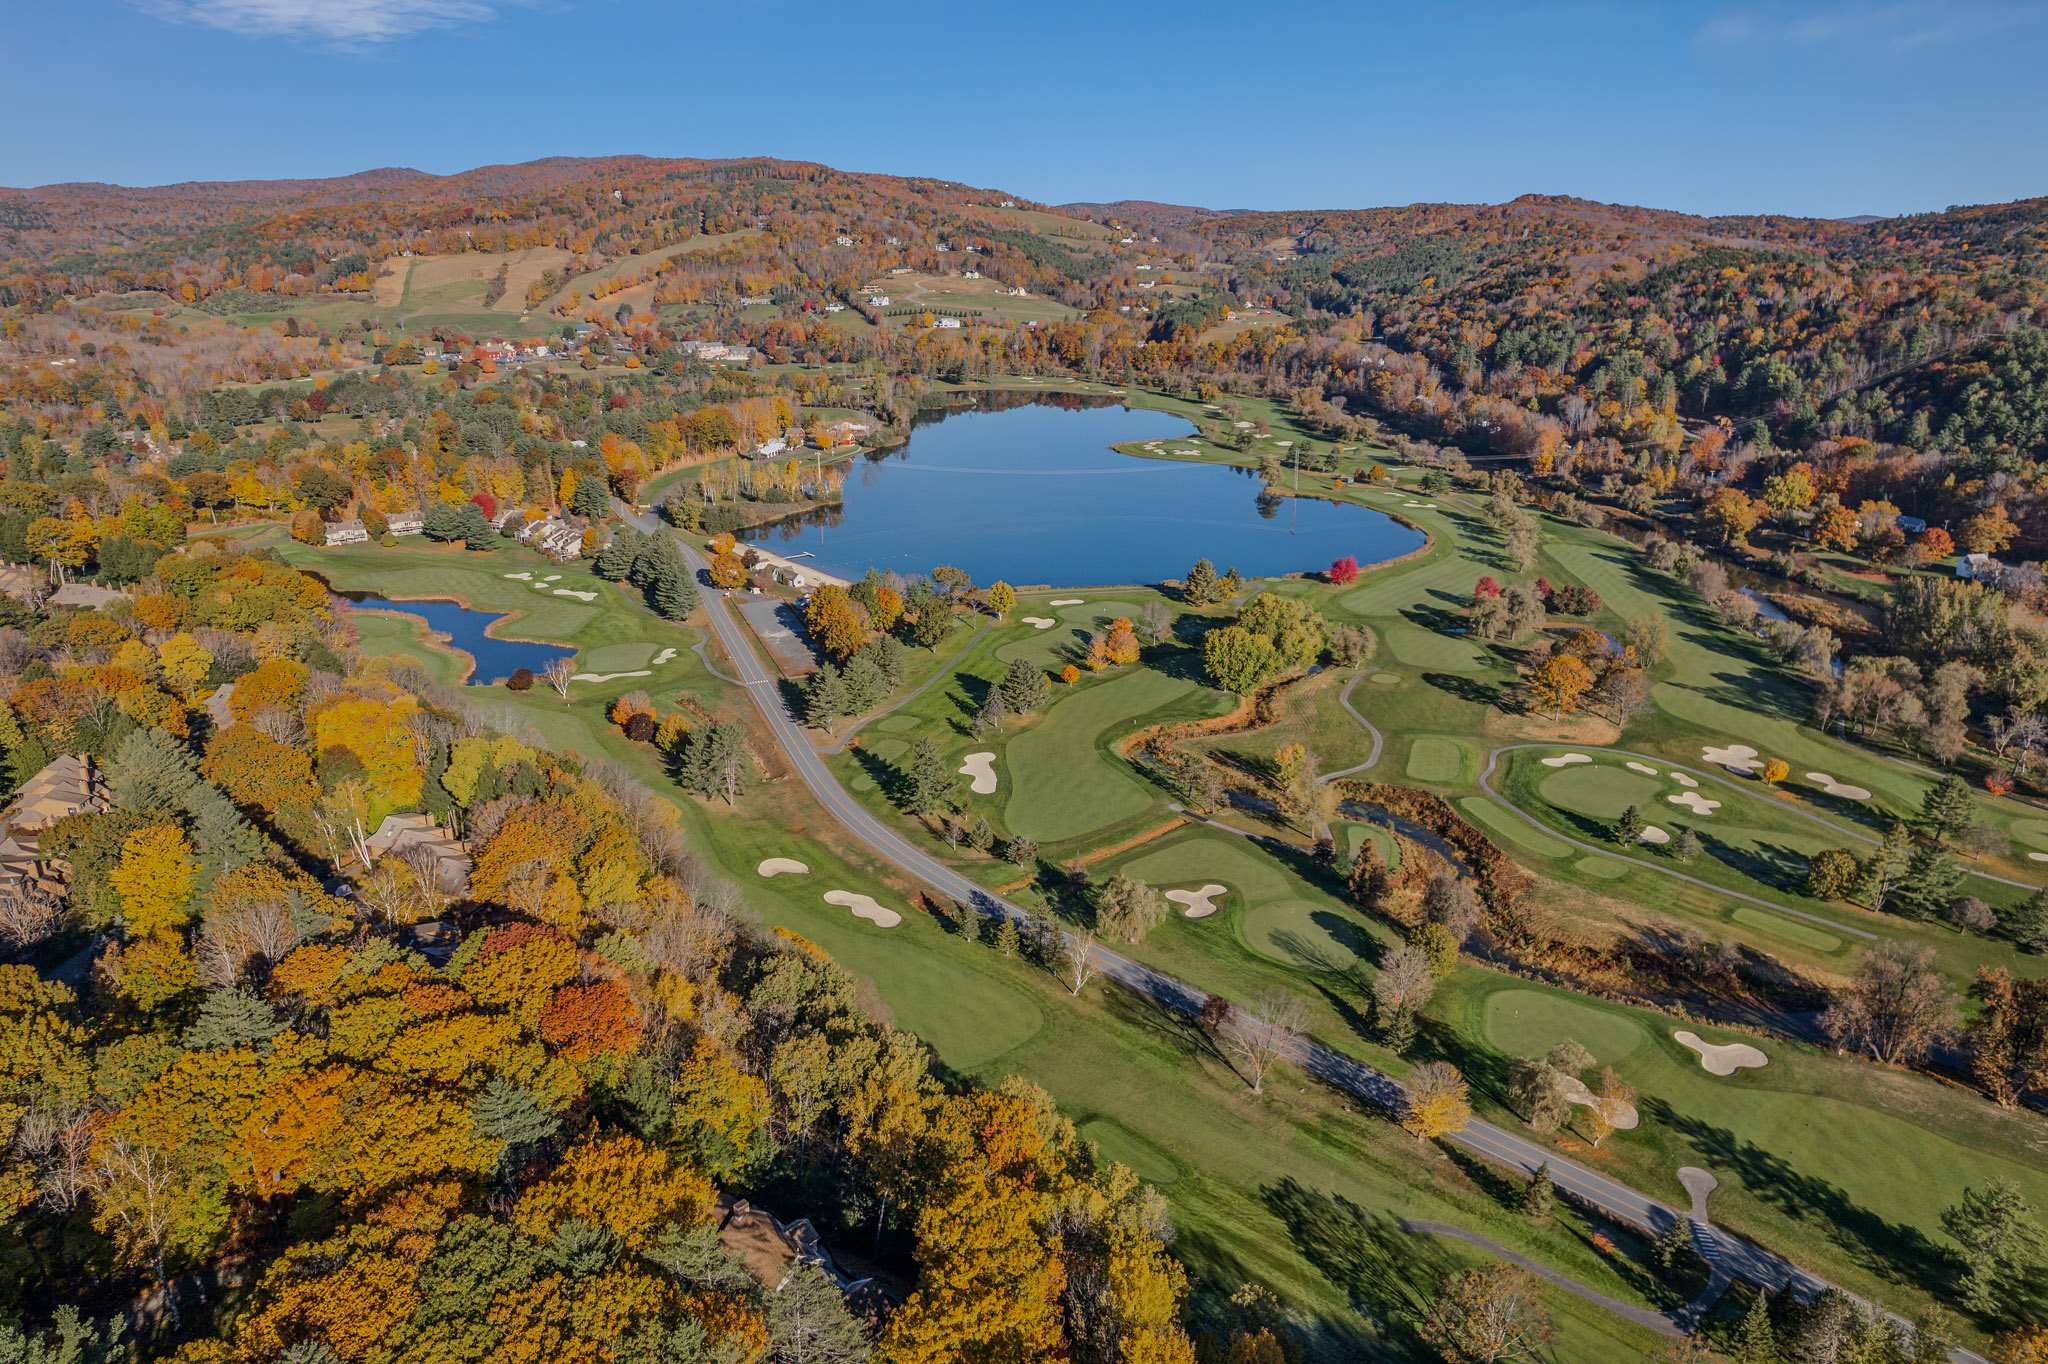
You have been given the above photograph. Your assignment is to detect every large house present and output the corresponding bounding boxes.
[515,516,585,561]
[675,340,756,366]
[0,755,112,906]
[817,418,873,447]
[715,1196,877,1302]
[362,813,472,896]
[324,521,369,546]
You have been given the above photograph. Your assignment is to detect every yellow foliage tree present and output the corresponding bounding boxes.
[110,825,199,938]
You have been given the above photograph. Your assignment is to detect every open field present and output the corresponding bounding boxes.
[865,271,1078,323]
[537,229,761,313]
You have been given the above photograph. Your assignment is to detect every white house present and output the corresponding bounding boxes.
[931,317,961,330]
[387,511,425,536]
[834,235,854,246]
[324,521,369,547]
[823,302,846,313]
[962,270,980,279]
[1958,553,2003,580]
[868,295,891,307]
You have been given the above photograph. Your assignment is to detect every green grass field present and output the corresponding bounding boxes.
[1005,668,1207,843]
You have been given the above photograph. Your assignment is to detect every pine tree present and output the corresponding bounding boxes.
[182,987,283,1050]
[472,1075,562,1151]
[971,688,1008,737]
[1733,1290,1779,1364]
[1856,821,1915,912]
[998,659,1050,714]
[1652,1219,1697,1278]
[1615,805,1646,847]
[1519,1162,1554,1218]
[1919,774,1977,845]
[651,552,698,620]
[1005,835,1038,869]
[1672,826,1703,862]
[899,738,958,816]
[593,528,641,580]
[993,916,1020,958]
[108,727,200,817]
[1183,557,1219,604]
[1897,843,1965,920]
[802,667,847,729]
[1998,890,2048,953]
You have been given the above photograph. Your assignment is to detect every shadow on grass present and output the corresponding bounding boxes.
[1645,1100,1972,1308]
[1698,832,1813,898]
[1421,671,1502,708]
[1261,1176,1455,1350]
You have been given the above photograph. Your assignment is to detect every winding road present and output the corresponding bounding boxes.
[614,499,1981,1362]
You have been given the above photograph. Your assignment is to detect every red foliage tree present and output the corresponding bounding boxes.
[471,492,498,519]
[1328,556,1359,585]
[1474,576,1502,600]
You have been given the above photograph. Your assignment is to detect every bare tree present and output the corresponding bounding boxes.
[18,1097,96,1212]
[544,657,575,701]
[91,1136,181,1322]
[1225,991,1307,1095]
[1821,942,1955,1065]
[0,881,62,950]
[1059,929,1099,997]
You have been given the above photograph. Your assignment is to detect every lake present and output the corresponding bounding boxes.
[343,593,576,685]
[752,398,1424,587]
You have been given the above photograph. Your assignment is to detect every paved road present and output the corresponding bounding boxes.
[616,499,1981,1361]
[1318,670,1385,783]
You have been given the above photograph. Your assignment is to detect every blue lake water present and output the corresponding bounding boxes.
[343,593,576,685]
[753,400,1425,587]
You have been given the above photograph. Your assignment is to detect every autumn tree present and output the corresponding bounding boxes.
[1401,1061,1471,1141]
[1420,1263,1553,1364]
[1527,653,1593,719]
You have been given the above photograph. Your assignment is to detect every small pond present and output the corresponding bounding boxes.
[342,593,575,685]
[753,397,1424,587]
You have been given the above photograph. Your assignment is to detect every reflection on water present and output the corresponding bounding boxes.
[753,399,1425,587]
[343,593,576,685]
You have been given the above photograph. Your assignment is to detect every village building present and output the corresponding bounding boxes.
[0,755,111,907]
[386,511,426,535]
[324,520,370,547]
[361,813,472,896]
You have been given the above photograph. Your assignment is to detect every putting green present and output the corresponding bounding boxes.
[1459,796,1571,859]
[1117,831,1291,905]
[1573,856,1631,880]
[1004,668,1201,843]
[578,641,656,672]
[872,713,924,735]
[1481,988,1646,1065]
[861,736,908,764]
[1369,672,1402,685]
[1730,905,1845,954]
[1384,622,1487,673]
[1341,821,1402,870]
[1080,1117,1183,1185]
[2009,819,2048,851]
[1242,898,1369,972]
[1406,735,1472,783]
[1538,763,1665,821]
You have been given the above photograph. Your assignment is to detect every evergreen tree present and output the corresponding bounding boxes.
[593,528,641,580]
[456,502,495,549]
[840,654,887,711]
[1919,774,1977,845]
[971,687,1008,737]
[108,727,200,817]
[472,1075,562,1152]
[1615,805,1646,847]
[570,474,611,520]
[1005,835,1038,869]
[651,551,699,620]
[802,667,848,729]
[899,738,958,816]
[1183,557,1220,604]
[1897,844,1965,920]
[998,659,1050,714]
[1652,1219,1698,1278]
[993,915,1020,957]
[1732,1290,1778,1364]
[182,987,283,1050]
[1998,889,2048,953]
[1855,822,1916,913]
[766,1263,870,1364]
[1520,1162,1554,1218]
[183,782,262,876]
[1672,827,1702,862]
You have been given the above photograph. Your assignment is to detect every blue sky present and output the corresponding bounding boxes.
[6,0,2046,217]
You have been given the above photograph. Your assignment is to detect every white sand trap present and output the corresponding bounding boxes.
[1540,753,1593,768]
[543,574,561,582]
[1626,761,1659,775]
[1559,1075,1639,1130]
[1165,884,1227,918]
[1674,1031,1768,1075]
[824,890,901,928]
[1048,598,1085,607]
[1702,743,1760,774]
[503,572,532,581]
[571,669,651,684]
[1804,772,1871,801]
[552,589,597,602]
[1022,616,1055,629]
[1668,791,1721,815]
[1234,421,1253,429]
[2031,853,2048,864]
[959,751,998,794]
[756,858,810,878]
[1639,825,1670,845]
[1672,773,1699,788]
[1402,501,1439,508]
[652,647,677,665]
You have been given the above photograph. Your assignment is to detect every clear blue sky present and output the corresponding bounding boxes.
[7,0,2046,217]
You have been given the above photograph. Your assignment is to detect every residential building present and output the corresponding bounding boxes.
[324,520,369,546]
[0,755,111,906]
[931,317,961,329]
[387,511,425,535]
[715,1196,876,1299]
[868,295,891,307]
[362,813,472,896]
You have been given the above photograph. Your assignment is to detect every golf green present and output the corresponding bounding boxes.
[1481,988,1646,1065]
[1004,668,1202,843]
[1406,735,1472,783]
[1538,763,1665,821]
[1242,898,1369,972]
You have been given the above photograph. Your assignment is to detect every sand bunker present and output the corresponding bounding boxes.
[1672,773,1699,788]
[756,858,810,878]
[543,574,561,582]
[652,647,677,665]
[1701,743,1760,774]
[571,669,650,684]
[1626,761,1659,776]
[1804,772,1872,801]
[1639,825,1671,845]
[2030,853,2048,864]
[1164,884,1227,918]
[1403,501,1439,509]
[1674,1031,1768,1075]
[1048,598,1085,607]
[1021,616,1056,629]
[824,890,901,928]
[1558,1075,1639,1130]
[1234,421,1253,429]
[959,751,998,794]
[1668,791,1721,815]
[503,572,532,581]
[552,589,597,602]
[1540,753,1593,768]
